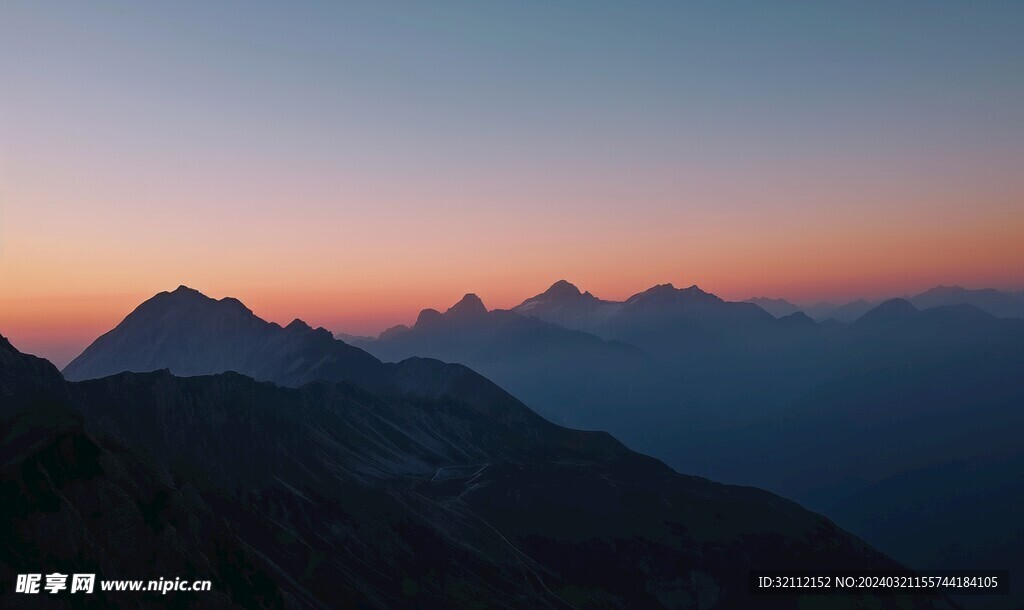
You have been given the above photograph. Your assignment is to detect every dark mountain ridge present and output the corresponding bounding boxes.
[3,332,950,608]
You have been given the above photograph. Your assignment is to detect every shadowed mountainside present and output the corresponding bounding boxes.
[3,333,953,609]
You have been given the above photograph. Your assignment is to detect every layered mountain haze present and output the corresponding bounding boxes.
[507,282,828,413]
[801,300,878,323]
[908,285,1024,319]
[330,280,1024,605]
[748,285,1024,323]
[511,281,813,354]
[744,297,801,319]
[48,283,1024,606]
[4,329,951,608]
[352,290,656,426]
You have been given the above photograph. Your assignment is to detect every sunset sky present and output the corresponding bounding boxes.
[2,1,1023,367]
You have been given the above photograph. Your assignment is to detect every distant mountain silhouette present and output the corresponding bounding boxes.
[748,296,914,325]
[63,285,381,385]
[4,332,949,608]
[512,280,621,331]
[909,285,1024,318]
[513,281,809,368]
[358,292,656,426]
[603,283,779,354]
[670,300,1024,604]
[802,299,877,323]
[751,285,1024,324]
[851,298,919,329]
[334,331,375,343]
[745,297,801,318]
[338,280,1024,597]
[444,292,488,320]
[62,287,598,430]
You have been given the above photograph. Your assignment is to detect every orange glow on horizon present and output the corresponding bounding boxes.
[2,204,1022,369]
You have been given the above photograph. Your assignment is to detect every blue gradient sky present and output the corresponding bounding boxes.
[1,1,1023,365]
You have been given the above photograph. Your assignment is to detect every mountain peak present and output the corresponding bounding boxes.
[161,285,209,301]
[63,288,383,383]
[514,280,602,314]
[776,311,816,328]
[745,297,801,318]
[378,324,410,340]
[631,283,710,300]
[876,297,918,313]
[855,298,919,327]
[543,280,583,299]
[147,286,255,318]
[415,308,445,328]
[445,293,488,318]
[286,318,312,332]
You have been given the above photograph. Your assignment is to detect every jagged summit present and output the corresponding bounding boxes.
[155,284,208,303]
[642,283,677,295]
[62,287,381,384]
[445,293,488,319]
[152,285,255,316]
[286,318,312,332]
[625,283,719,307]
[415,308,444,327]
[515,280,602,312]
[512,280,620,328]
[377,324,410,340]
[542,279,583,299]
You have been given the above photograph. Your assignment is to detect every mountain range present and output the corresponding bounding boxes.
[40,281,1024,606]
[746,285,1024,322]
[316,280,1024,607]
[3,294,952,608]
